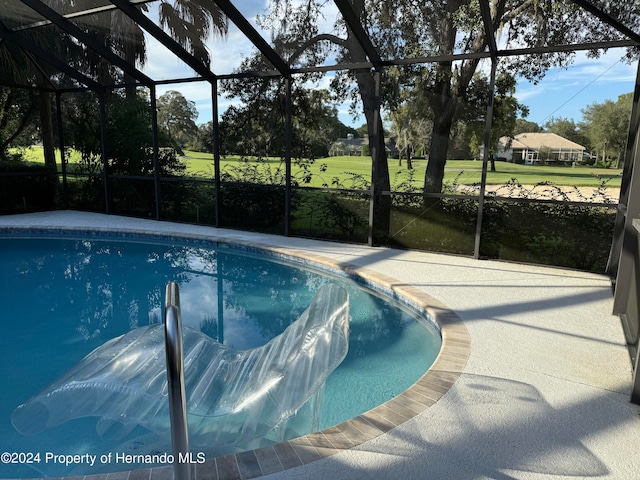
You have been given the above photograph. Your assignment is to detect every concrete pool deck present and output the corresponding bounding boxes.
[2,211,639,480]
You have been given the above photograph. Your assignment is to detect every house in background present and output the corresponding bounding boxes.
[483,132,586,165]
[329,134,398,157]
[329,133,366,156]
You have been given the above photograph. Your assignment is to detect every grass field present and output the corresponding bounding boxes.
[161,150,624,189]
[13,146,623,189]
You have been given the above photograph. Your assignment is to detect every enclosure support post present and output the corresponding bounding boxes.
[608,60,640,279]
[55,91,68,208]
[150,84,162,220]
[613,63,640,316]
[284,77,293,236]
[98,90,111,214]
[474,57,497,259]
[368,71,382,246]
[212,81,221,227]
[611,64,640,404]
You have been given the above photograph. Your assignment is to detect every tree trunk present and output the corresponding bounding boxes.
[345,2,390,244]
[39,90,59,205]
[39,90,59,177]
[422,8,458,196]
[356,75,390,243]
[424,102,456,194]
[404,131,413,170]
[420,0,484,195]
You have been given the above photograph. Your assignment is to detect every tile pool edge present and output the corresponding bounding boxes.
[0,224,471,480]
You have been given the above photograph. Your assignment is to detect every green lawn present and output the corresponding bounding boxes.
[180,152,622,188]
[440,159,622,187]
[184,152,622,189]
[12,146,623,189]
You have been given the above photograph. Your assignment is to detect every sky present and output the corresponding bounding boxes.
[515,49,637,128]
[141,5,638,132]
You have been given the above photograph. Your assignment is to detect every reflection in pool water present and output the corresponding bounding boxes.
[0,235,441,478]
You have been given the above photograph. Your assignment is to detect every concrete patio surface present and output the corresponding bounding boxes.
[1,211,639,480]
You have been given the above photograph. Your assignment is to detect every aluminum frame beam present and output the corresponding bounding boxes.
[213,0,290,76]
[10,13,629,85]
[569,0,640,45]
[20,0,153,86]
[0,24,102,91]
[2,0,639,90]
[478,0,498,57]
[12,0,156,32]
[333,0,382,70]
[608,60,640,280]
[474,57,498,259]
[109,0,217,83]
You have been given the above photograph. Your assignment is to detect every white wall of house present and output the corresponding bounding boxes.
[480,133,585,165]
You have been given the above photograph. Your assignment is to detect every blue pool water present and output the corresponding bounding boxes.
[0,234,441,478]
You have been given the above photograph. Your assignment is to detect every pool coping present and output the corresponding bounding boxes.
[1,225,471,480]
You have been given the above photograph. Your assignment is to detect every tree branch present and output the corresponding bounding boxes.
[287,33,347,65]
[499,0,537,28]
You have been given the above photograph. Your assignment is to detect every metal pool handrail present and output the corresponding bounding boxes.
[164,282,191,480]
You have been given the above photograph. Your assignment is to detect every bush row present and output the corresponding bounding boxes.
[0,172,615,272]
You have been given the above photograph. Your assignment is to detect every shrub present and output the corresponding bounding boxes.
[480,200,614,271]
[0,161,58,214]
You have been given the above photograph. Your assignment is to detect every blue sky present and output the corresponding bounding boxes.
[515,49,637,128]
[148,48,637,131]
[142,4,638,132]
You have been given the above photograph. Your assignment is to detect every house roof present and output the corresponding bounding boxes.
[333,137,366,148]
[500,133,586,151]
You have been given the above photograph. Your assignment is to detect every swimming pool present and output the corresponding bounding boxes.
[0,231,441,478]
